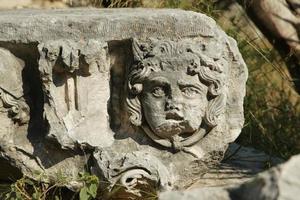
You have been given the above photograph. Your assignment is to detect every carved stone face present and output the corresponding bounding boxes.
[127,39,227,149]
[141,69,208,140]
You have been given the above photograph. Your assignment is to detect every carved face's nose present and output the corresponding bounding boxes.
[164,85,184,111]
[165,98,181,111]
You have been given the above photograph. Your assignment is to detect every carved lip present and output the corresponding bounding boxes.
[165,112,184,121]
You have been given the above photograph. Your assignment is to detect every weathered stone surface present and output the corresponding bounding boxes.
[187,143,283,189]
[0,8,248,195]
[0,48,29,125]
[159,154,300,200]
[38,39,114,148]
[224,143,284,171]
[159,187,231,200]
[0,8,217,42]
[232,154,300,200]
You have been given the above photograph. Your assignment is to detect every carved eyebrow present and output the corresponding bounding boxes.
[147,76,170,85]
[177,80,206,91]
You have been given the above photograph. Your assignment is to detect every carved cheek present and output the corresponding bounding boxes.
[141,94,166,126]
[142,93,165,109]
[182,98,207,123]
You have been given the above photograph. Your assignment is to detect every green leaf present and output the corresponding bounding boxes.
[88,183,98,198]
[79,187,90,200]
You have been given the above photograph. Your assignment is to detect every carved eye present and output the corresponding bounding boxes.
[181,86,200,98]
[152,86,165,97]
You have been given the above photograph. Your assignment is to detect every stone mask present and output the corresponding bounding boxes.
[141,62,208,144]
[127,39,226,150]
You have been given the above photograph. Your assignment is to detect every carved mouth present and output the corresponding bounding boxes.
[165,112,184,121]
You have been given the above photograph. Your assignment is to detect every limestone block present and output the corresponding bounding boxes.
[0,9,248,193]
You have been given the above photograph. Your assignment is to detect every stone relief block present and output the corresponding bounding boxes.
[0,9,248,196]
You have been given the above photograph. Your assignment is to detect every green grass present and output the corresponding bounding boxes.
[0,175,159,200]
[0,172,99,200]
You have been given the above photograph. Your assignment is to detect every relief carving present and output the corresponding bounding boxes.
[38,40,113,147]
[93,149,172,196]
[93,38,236,195]
[0,48,29,125]
[127,39,227,153]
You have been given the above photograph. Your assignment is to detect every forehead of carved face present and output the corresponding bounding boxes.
[141,68,208,140]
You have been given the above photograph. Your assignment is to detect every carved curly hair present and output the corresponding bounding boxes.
[127,39,226,129]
